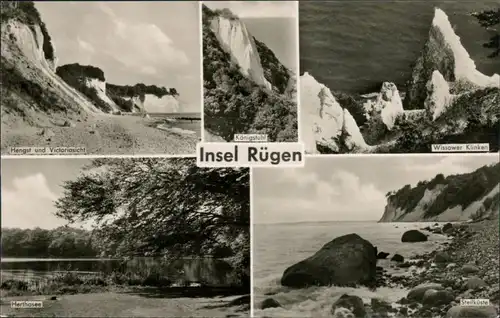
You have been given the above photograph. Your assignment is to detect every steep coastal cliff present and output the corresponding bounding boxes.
[0,2,101,127]
[379,162,500,222]
[202,5,297,142]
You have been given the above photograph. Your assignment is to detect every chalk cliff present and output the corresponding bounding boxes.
[362,82,404,130]
[1,3,102,128]
[202,5,297,142]
[379,162,500,222]
[404,8,500,110]
[209,13,272,91]
[300,72,372,154]
[424,70,455,121]
[121,94,180,113]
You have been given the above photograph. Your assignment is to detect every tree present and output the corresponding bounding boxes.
[473,8,500,58]
[54,158,250,287]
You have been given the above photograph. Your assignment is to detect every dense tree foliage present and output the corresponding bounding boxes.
[53,158,250,287]
[0,1,54,61]
[472,8,500,58]
[56,64,113,112]
[387,162,500,219]
[202,5,297,142]
[56,64,106,82]
[106,83,178,100]
[253,37,291,95]
[1,227,98,258]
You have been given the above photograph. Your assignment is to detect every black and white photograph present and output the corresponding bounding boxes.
[252,154,499,317]
[299,1,500,154]
[0,158,250,317]
[1,1,202,155]
[202,1,298,142]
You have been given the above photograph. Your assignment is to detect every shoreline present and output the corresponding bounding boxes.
[255,219,499,317]
[0,113,200,155]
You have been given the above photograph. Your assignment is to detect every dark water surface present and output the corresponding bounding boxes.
[300,0,500,93]
[1,257,235,286]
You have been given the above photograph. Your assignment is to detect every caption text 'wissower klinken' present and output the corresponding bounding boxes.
[197,143,304,168]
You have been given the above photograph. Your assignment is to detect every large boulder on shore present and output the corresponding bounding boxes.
[281,234,377,288]
[401,230,428,242]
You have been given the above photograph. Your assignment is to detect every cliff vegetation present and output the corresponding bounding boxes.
[385,162,500,220]
[202,5,297,142]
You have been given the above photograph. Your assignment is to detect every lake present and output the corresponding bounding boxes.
[1,257,237,287]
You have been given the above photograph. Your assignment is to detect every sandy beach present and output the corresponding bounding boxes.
[0,114,200,155]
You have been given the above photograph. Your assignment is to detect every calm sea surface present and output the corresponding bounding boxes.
[149,112,201,136]
[300,0,500,94]
[253,221,451,317]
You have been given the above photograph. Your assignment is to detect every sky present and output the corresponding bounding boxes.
[1,159,91,229]
[35,2,201,112]
[253,154,499,224]
[203,1,298,70]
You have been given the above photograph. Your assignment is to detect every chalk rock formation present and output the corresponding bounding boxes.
[405,8,500,109]
[84,78,120,112]
[424,70,455,120]
[1,20,101,115]
[210,15,272,90]
[300,72,372,153]
[131,94,180,113]
[362,82,404,130]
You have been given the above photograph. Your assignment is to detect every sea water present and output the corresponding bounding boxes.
[299,0,500,94]
[253,221,451,317]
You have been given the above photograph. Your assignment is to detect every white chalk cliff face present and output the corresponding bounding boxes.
[380,184,499,222]
[405,8,500,109]
[424,70,455,120]
[210,16,272,91]
[124,94,180,113]
[300,72,371,153]
[432,8,500,88]
[1,20,101,114]
[84,78,120,112]
[362,82,404,130]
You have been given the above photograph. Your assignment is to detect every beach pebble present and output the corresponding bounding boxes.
[422,290,454,306]
[371,298,392,314]
[62,120,76,127]
[434,252,451,263]
[391,254,404,262]
[465,276,487,290]
[377,252,390,259]
[445,305,498,318]
[331,294,366,317]
[462,264,479,274]
[261,298,281,309]
[442,223,453,233]
[332,307,355,318]
[407,283,444,302]
[39,128,55,141]
[446,263,457,269]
